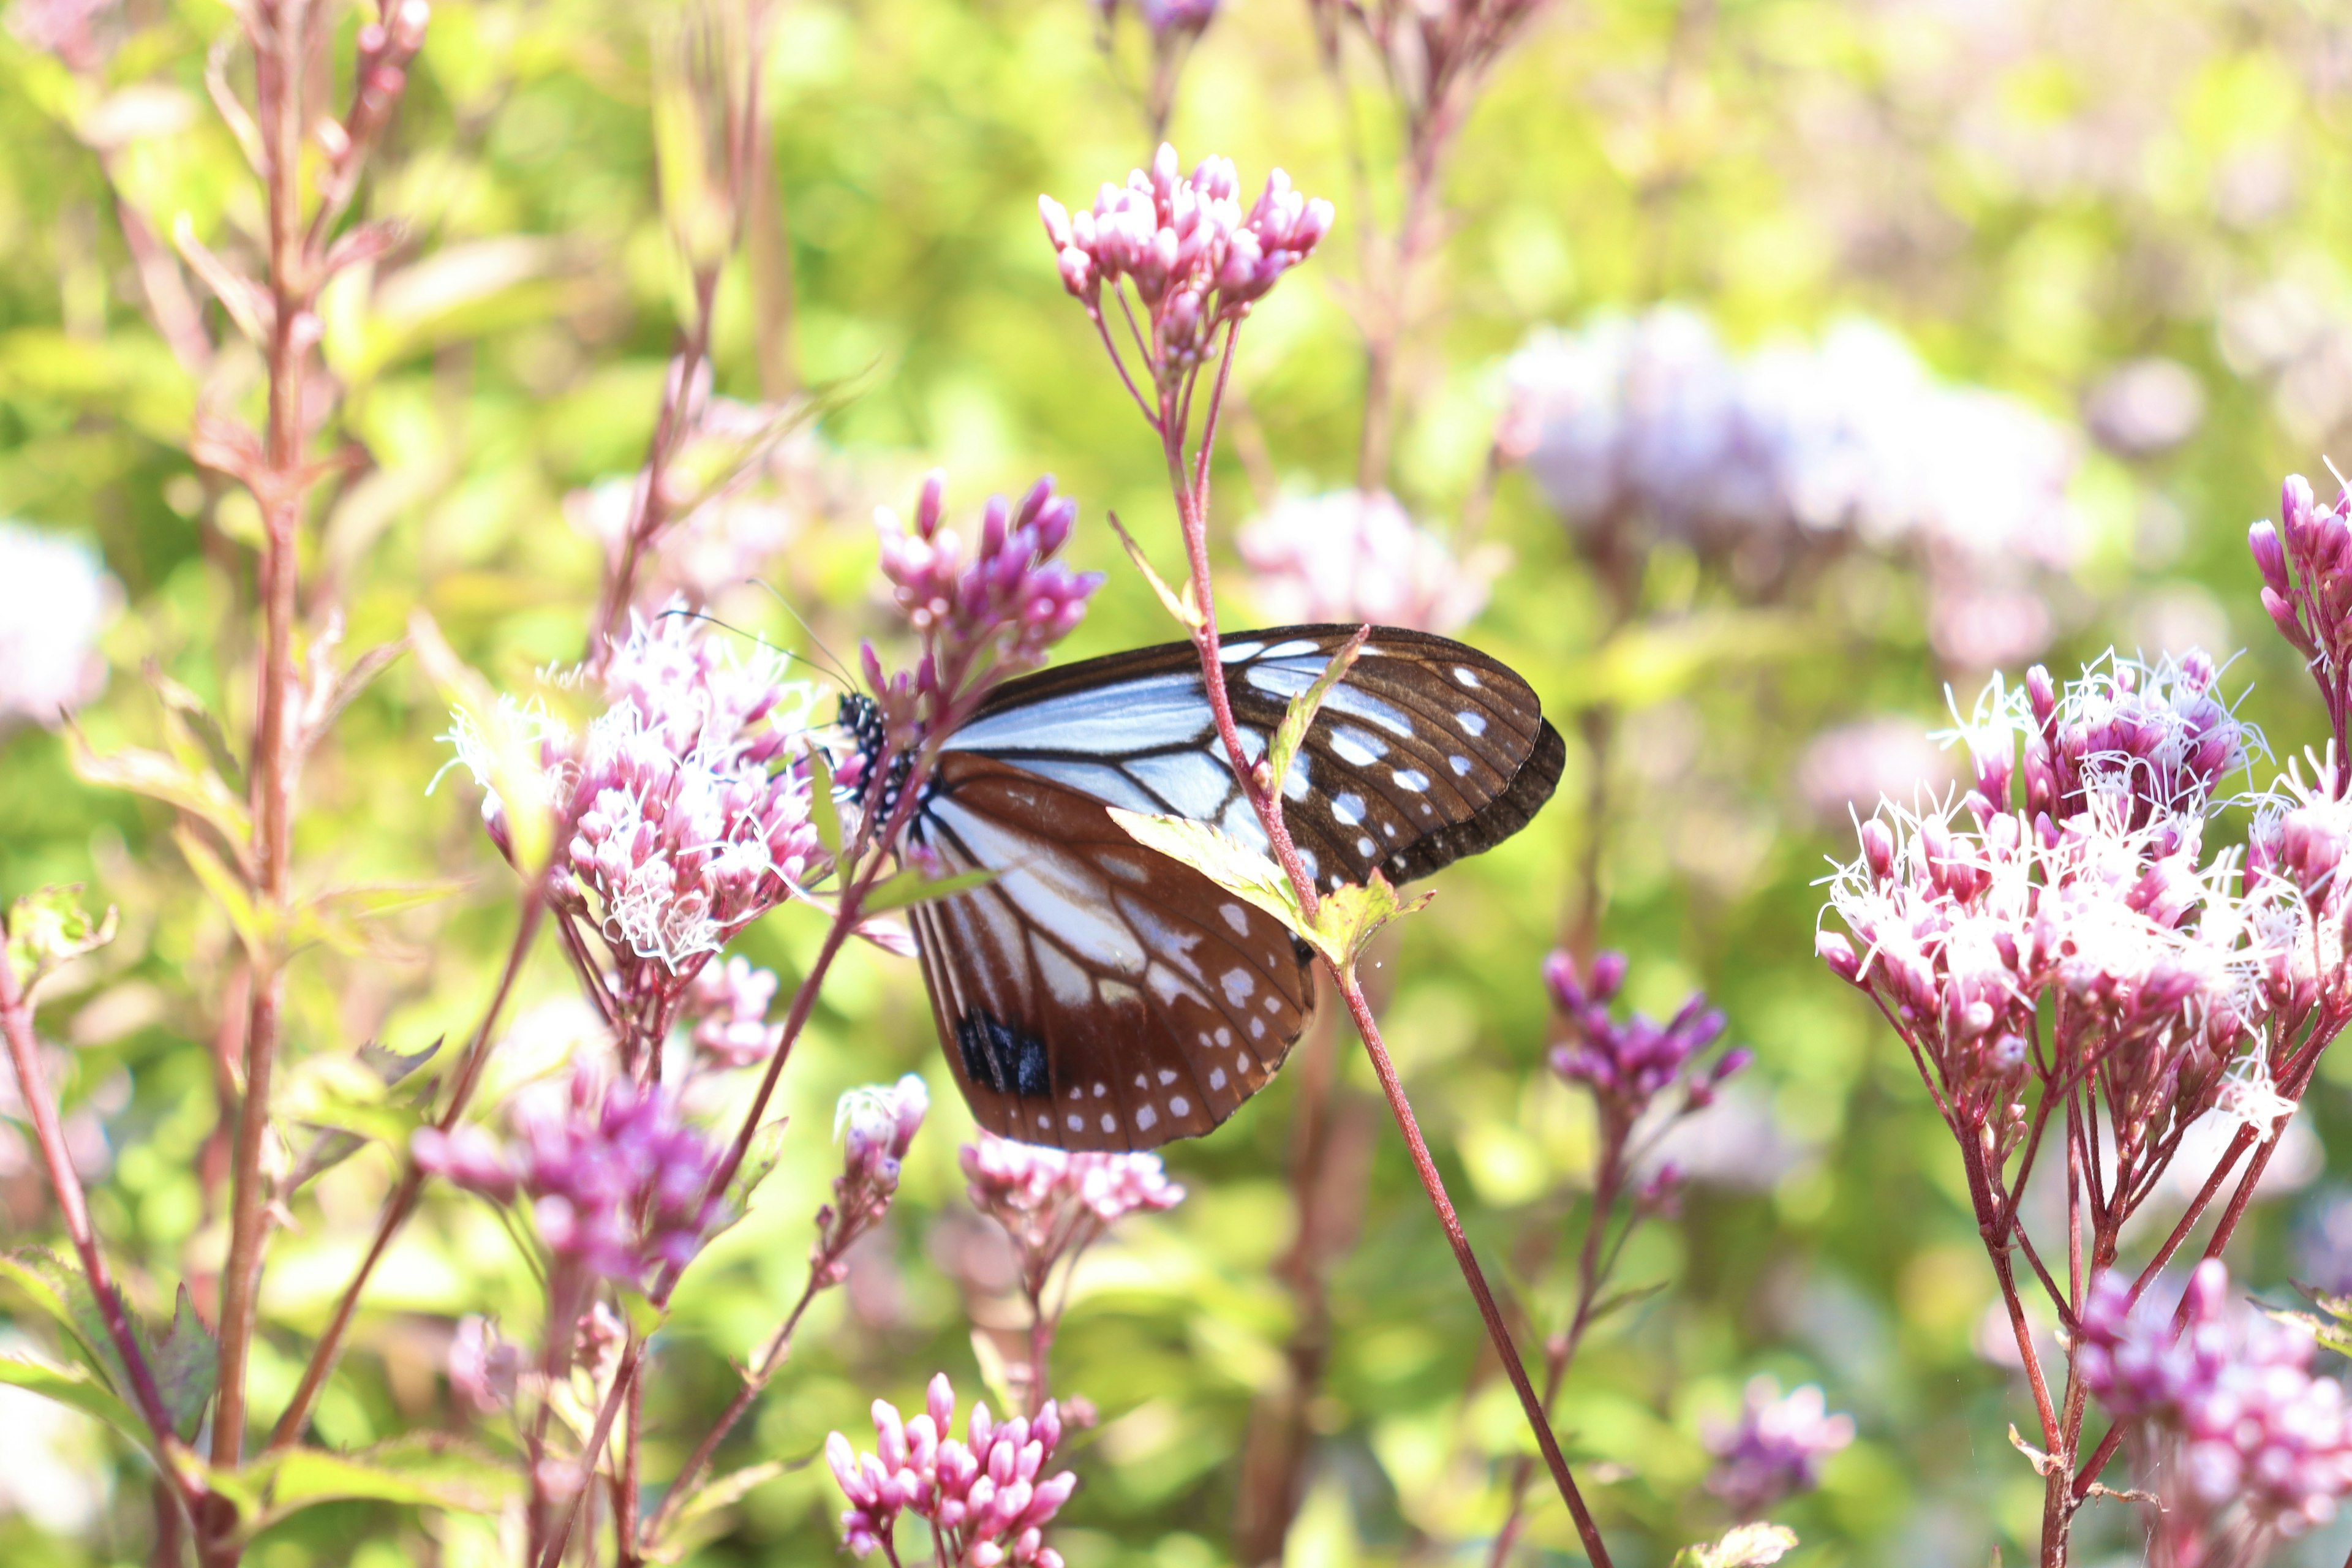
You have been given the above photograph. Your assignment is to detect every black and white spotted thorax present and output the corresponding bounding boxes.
[835,692,924,819]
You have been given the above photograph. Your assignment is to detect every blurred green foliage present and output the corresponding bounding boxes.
[4,0,2352,1564]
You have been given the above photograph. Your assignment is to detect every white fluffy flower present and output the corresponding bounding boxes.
[0,522,118,727]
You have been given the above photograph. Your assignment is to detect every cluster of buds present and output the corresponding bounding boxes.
[875,473,1101,711]
[2252,475,2352,723]
[332,0,430,169]
[2079,1261,2352,1540]
[961,1133,1185,1292]
[1545,949,1746,1150]
[1703,1378,1857,1518]
[414,1068,728,1287]
[680,956,783,1069]
[1817,656,2267,1149]
[810,1076,930,1286]
[2244,755,2352,1032]
[828,1373,1077,1568]
[1039,145,1332,388]
[1237,489,1502,635]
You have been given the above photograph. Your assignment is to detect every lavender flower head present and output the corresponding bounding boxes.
[1238,489,1502,634]
[1039,144,1332,387]
[439,611,824,991]
[810,1074,930,1284]
[961,1133,1183,1293]
[1545,949,1746,1142]
[0,522,118,729]
[1818,654,2268,1142]
[414,1068,728,1287]
[2079,1260,2352,1536]
[828,1372,1076,1568]
[2253,474,2352,732]
[1703,1377,1856,1518]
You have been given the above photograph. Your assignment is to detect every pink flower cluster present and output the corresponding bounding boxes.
[448,1315,524,1415]
[1703,1377,1856,1517]
[1818,655,2264,1128]
[828,1373,1077,1568]
[680,955,783,1069]
[962,1134,1182,1292]
[810,1075,930,1286]
[1237,489,1501,634]
[1544,949,1745,1136]
[413,1069,727,1286]
[1039,144,1332,385]
[876,473,1101,704]
[2253,475,2352,718]
[1096,0,1218,40]
[2079,1261,2352,1536]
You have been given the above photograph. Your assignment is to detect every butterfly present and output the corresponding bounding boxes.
[842,625,1564,1152]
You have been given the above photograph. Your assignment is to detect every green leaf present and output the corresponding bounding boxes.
[66,722,252,848]
[645,1460,788,1562]
[1107,510,1204,631]
[1306,870,1432,969]
[1674,1524,1799,1568]
[0,1250,213,1439]
[245,1433,523,1534]
[4,886,118,989]
[1106,809,1308,939]
[720,1118,790,1226]
[175,826,271,960]
[145,665,246,794]
[359,1036,444,1088]
[861,864,997,914]
[151,1286,217,1439]
[0,1351,146,1449]
[807,742,843,862]
[1264,625,1368,805]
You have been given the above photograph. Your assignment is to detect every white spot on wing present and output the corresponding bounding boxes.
[1159,1069,1177,1085]
[1094,1082,1108,1098]
[1319,682,1415,738]
[1219,902,1249,935]
[1136,1104,1158,1130]
[1332,791,1365,826]
[1458,710,1488,736]
[1101,1112,1117,1133]
[1170,1095,1191,1117]
[1453,666,1482,688]
[1331,725,1388,766]
[1393,767,1430,792]
[1219,640,1265,663]
[1035,941,1094,1007]
[1450,755,1472,776]
[1210,1067,1227,1090]
[1262,638,1320,658]
[1223,968,1256,1005]
[1067,1114,1083,1130]
[1357,835,1375,856]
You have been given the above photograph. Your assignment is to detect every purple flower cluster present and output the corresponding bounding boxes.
[2079,1261,2352,1536]
[680,955,783,1069]
[961,1133,1185,1281]
[1703,1377,1856,1518]
[876,473,1101,704]
[1544,949,1746,1139]
[1819,655,2264,1130]
[1040,144,1332,386]
[828,1373,1077,1568]
[414,1069,727,1286]
[810,1075,930,1286]
[2253,475,2352,726]
[1237,489,1502,635]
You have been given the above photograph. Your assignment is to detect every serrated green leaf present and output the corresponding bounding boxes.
[1308,870,1433,969]
[861,864,997,914]
[0,1250,212,1439]
[1264,626,1367,805]
[808,742,843,861]
[151,1285,217,1439]
[246,1433,523,1533]
[1105,809,1306,942]
[5,886,118,989]
[145,665,246,794]
[359,1036,443,1088]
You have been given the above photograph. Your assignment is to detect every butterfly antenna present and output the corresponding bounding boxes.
[747,577,860,690]
[652,605,843,688]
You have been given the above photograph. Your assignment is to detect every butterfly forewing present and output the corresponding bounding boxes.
[908,751,1314,1152]
[951,625,1564,891]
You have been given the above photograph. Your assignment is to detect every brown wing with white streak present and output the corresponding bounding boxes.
[907,750,1316,1152]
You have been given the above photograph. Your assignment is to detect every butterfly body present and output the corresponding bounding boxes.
[852,626,1564,1152]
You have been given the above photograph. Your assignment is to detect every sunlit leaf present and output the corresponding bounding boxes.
[4,886,118,989]
[1104,809,1306,938]
[861,864,997,914]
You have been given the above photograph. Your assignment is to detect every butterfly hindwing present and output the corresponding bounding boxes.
[908,751,1314,1153]
[950,625,1564,894]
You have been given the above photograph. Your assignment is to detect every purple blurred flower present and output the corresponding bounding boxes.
[2299,1192,2352,1298]
[1703,1376,1856,1518]
[2252,475,2352,736]
[1237,489,1503,634]
[1545,949,1743,1147]
[2079,1260,2352,1540]
[1793,717,1956,828]
[680,954,783,1069]
[5,0,113,69]
[1040,144,1331,389]
[415,1069,728,1286]
[809,1075,930,1286]
[2084,358,2206,458]
[828,1372,1077,1568]
[447,1316,522,1415]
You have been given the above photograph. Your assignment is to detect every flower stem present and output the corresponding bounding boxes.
[645,1267,826,1545]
